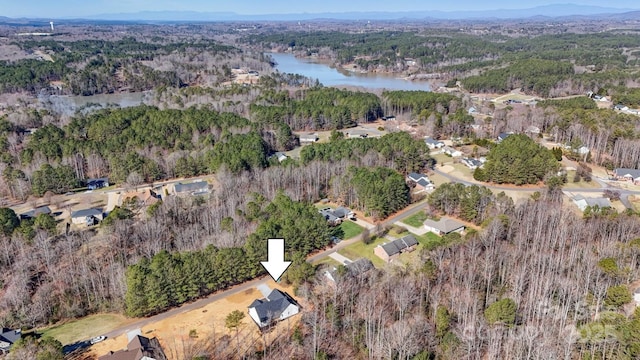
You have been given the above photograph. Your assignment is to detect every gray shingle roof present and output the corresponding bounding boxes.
[423,217,466,234]
[614,168,640,179]
[380,235,418,256]
[249,289,299,325]
[21,206,51,218]
[71,208,103,219]
[175,181,209,193]
[0,328,20,345]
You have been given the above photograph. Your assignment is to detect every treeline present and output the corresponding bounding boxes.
[125,192,331,317]
[3,37,236,95]
[300,131,432,174]
[610,87,640,107]
[3,106,291,198]
[461,59,575,96]
[250,87,383,130]
[259,200,640,359]
[247,30,640,73]
[428,182,513,225]
[476,134,560,185]
[334,166,410,219]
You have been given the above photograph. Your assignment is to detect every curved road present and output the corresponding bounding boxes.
[432,168,640,208]
[90,199,429,345]
[80,170,640,346]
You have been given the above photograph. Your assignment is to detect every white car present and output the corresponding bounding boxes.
[90,336,106,344]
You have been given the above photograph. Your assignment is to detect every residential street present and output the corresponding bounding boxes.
[95,198,430,343]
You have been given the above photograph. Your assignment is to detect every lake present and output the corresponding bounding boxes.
[269,53,432,92]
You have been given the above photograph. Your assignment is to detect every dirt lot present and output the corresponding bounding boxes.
[89,280,299,360]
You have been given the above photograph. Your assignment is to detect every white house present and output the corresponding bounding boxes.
[571,195,612,212]
[443,146,463,157]
[70,208,104,225]
[613,168,640,184]
[423,217,466,235]
[407,173,435,191]
[425,137,445,150]
[248,289,300,328]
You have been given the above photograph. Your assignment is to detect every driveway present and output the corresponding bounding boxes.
[352,218,375,230]
[329,252,352,265]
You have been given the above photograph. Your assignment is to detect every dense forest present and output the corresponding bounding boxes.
[125,192,331,317]
[253,199,640,359]
[250,87,383,130]
[0,106,292,199]
[0,37,237,95]
[475,134,560,185]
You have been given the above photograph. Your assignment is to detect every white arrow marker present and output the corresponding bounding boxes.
[261,238,291,282]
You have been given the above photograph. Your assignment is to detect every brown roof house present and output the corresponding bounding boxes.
[374,235,418,263]
[98,335,167,360]
[423,217,466,236]
[119,189,161,207]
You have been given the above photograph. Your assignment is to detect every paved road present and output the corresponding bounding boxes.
[94,199,429,343]
[433,168,640,209]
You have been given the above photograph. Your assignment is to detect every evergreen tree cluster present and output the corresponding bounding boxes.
[428,183,506,224]
[478,134,560,185]
[125,193,330,317]
[347,166,410,218]
[300,132,432,174]
[251,87,383,130]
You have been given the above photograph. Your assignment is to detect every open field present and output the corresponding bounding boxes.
[89,280,297,360]
[629,195,640,212]
[312,256,342,267]
[338,220,364,239]
[40,314,132,346]
[338,237,387,268]
[564,171,601,189]
[432,153,453,165]
[401,210,428,228]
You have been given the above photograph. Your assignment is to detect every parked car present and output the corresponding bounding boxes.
[90,336,106,344]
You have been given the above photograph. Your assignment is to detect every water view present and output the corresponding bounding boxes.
[269,52,432,91]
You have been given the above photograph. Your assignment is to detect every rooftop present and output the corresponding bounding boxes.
[379,235,418,256]
[423,217,466,234]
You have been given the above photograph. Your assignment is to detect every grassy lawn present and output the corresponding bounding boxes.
[313,257,342,267]
[630,195,640,212]
[415,231,447,250]
[39,314,131,345]
[338,221,364,239]
[338,237,388,268]
[401,211,428,228]
[428,172,450,186]
[433,153,452,165]
[564,171,601,189]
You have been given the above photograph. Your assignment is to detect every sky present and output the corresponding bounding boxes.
[3,0,640,18]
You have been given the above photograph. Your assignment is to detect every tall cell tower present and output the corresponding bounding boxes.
[50,21,54,32]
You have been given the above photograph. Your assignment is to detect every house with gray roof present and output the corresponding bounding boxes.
[174,181,210,196]
[319,207,355,225]
[424,137,445,150]
[248,289,300,328]
[423,217,466,236]
[70,208,104,225]
[461,157,483,170]
[497,132,513,143]
[374,235,418,263]
[572,195,612,212]
[0,328,21,354]
[299,133,319,143]
[98,335,167,360]
[324,258,374,283]
[407,173,435,192]
[613,168,640,184]
[20,205,51,220]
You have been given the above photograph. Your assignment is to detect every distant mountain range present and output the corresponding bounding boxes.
[2,4,639,23]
